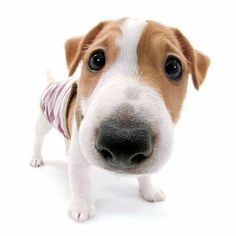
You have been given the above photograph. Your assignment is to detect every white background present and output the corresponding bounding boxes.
[0,0,235,235]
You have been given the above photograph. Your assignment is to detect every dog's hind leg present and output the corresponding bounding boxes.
[30,111,52,167]
[64,138,70,156]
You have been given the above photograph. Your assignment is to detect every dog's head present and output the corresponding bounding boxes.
[65,18,210,174]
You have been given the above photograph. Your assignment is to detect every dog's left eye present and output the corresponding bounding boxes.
[164,56,182,81]
[88,50,106,71]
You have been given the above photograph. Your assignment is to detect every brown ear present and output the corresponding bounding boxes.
[65,21,109,76]
[172,28,210,90]
[65,36,83,72]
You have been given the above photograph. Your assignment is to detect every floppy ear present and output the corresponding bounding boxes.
[65,36,83,72]
[65,21,109,76]
[172,28,210,90]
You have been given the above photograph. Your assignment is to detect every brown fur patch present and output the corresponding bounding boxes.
[65,82,78,138]
[137,21,209,122]
[137,21,189,122]
[172,28,210,89]
[77,19,124,99]
[65,36,83,71]
[66,94,76,137]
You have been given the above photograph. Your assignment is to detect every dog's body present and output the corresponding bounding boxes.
[31,18,210,222]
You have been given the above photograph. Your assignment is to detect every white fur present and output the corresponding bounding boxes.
[79,77,174,174]
[115,18,147,77]
[30,111,51,167]
[67,119,95,222]
[80,18,147,115]
[31,18,174,222]
[138,175,166,202]
[79,19,174,214]
[64,138,70,156]
[79,18,174,174]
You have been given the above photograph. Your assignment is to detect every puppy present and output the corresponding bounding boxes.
[31,18,210,222]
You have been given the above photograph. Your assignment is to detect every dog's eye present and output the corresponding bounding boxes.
[88,50,105,71]
[164,56,182,81]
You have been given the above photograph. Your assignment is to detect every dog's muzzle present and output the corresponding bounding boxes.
[95,120,153,169]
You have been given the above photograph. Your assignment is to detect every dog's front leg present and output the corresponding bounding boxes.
[68,162,95,222]
[68,124,95,222]
[138,175,166,202]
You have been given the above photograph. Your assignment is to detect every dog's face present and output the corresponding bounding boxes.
[65,18,209,174]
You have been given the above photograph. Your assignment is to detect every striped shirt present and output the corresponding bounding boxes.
[40,78,76,139]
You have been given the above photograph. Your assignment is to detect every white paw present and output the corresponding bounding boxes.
[139,187,166,202]
[68,199,95,222]
[30,159,43,168]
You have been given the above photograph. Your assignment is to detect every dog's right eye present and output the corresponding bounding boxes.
[88,50,106,72]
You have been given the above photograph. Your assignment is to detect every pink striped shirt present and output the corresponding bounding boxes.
[40,78,76,139]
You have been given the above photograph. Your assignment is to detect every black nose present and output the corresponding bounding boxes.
[95,120,153,168]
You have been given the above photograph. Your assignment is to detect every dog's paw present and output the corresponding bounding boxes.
[68,199,95,222]
[139,187,166,202]
[30,159,43,168]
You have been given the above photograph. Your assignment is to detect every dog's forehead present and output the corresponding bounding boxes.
[101,18,175,49]
[96,19,177,68]
[117,18,147,43]
[115,19,147,76]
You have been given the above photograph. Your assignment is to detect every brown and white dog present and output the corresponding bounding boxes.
[31,18,210,222]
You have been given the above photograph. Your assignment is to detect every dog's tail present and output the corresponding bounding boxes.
[46,70,54,84]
